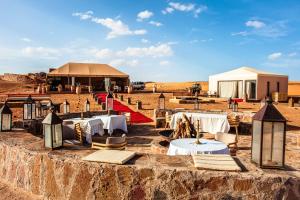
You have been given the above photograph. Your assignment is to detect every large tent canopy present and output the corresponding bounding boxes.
[47,62,129,78]
[209,67,288,100]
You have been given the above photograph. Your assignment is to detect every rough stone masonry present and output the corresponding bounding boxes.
[0,131,299,200]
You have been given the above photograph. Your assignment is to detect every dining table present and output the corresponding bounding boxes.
[64,118,104,143]
[169,112,230,134]
[93,114,127,135]
[167,138,229,155]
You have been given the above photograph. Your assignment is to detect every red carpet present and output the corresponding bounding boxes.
[96,93,153,124]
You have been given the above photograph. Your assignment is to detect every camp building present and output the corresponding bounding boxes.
[209,67,288,101]
[47,62,129,91]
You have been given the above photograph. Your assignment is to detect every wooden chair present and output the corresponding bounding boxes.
[215,132,238,156]
[92,134,127,150]
[64,123,83,145]
[74,123,84,144]
[165,112,172,129]
[227,116,240,139]
[121,112,132,126]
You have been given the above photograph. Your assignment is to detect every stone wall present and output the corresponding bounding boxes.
[1,73,34,83]
[0,134,299,200]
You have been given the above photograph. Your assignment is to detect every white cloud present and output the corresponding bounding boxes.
[109,59,139,67]
[162,2,207,17]
[233,20,287,38]
[22,46,60,59]
[288,52,297,57]
[162,7,174,14]
[21,38,32,43]
[189,39,198,44]
[169,2,195,12]
[72,11,93,20]
[141,39,149,43]
[89,48,113,59]
[246,20,265,29]
[73,11,147,39]
[268,52,282,60]
[91,17,147,39]
[159,60,170,66]
[117,43,173,58]
[149,21,163,27]
[137,10,153,22]
[193,6,208,18]
[231,31,250,36]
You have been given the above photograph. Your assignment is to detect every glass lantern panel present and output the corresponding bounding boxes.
[272,122,284,166]
[52,124,62,148]
[36,107,40,117]
[32,104,36,119]
[252,120,262,163]
[262,122,273,166]
[159,99,165,110]
[67,105,70,113]
[107,99,114,110]
[27,104,32,119]
[44,124,52,148]
[24,104,28,119]
[85,103,90,112]
[1,114,11,130]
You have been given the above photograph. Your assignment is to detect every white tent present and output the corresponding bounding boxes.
[208,67,288,100]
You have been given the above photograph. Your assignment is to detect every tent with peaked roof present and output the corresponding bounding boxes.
[208,67,288,100]
[47,62,129,91]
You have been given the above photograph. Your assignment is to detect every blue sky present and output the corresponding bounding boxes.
[0,0,300,81]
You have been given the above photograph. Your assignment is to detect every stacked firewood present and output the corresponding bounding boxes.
[172,114,198,139]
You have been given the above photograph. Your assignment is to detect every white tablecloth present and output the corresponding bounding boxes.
[167,138,229,155]
[170,112,230,134]
[65,118,104,143]
[93,115,127,135]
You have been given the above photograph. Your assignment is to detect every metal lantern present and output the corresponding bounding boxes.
[227,97,232,109]
[251,98,286,169]
[42,111,63,149]
[0,102,12,131]
[232,101,238,112]
[84,98,90,112]
[158,93,165,110]
[63,100,70,114]
[106,92,114,111]
[194,98,200,110]
[23,95,36,120]
[35,101,42,118]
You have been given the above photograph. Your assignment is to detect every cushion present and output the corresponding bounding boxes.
[82,150,136,164]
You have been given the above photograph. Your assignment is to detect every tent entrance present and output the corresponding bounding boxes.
[218,81,243,98]
[245,80,256,100]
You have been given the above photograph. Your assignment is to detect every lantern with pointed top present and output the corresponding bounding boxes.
[42,111,63,149]
[251,97,286,169]
[158,93,165,110]
[0,102,12,131]
[106,92,114,111]
[23,95,36,120]
[63,100,70,114]
[84,98,90,112]
[194,98,200,110]
[35,101,42,118]
[232,101,238,112]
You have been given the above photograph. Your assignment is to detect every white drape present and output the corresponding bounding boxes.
[218,81,238,98]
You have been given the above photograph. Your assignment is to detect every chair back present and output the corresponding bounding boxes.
[227,115,240,126]
[215,132,236,145]
[74,123,83,144]
[121,112,131,125]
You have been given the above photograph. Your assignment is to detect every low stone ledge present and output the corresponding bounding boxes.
[0,131,299,199]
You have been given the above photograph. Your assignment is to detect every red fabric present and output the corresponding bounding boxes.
[96,93,153,124]
[232,98,243,103]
